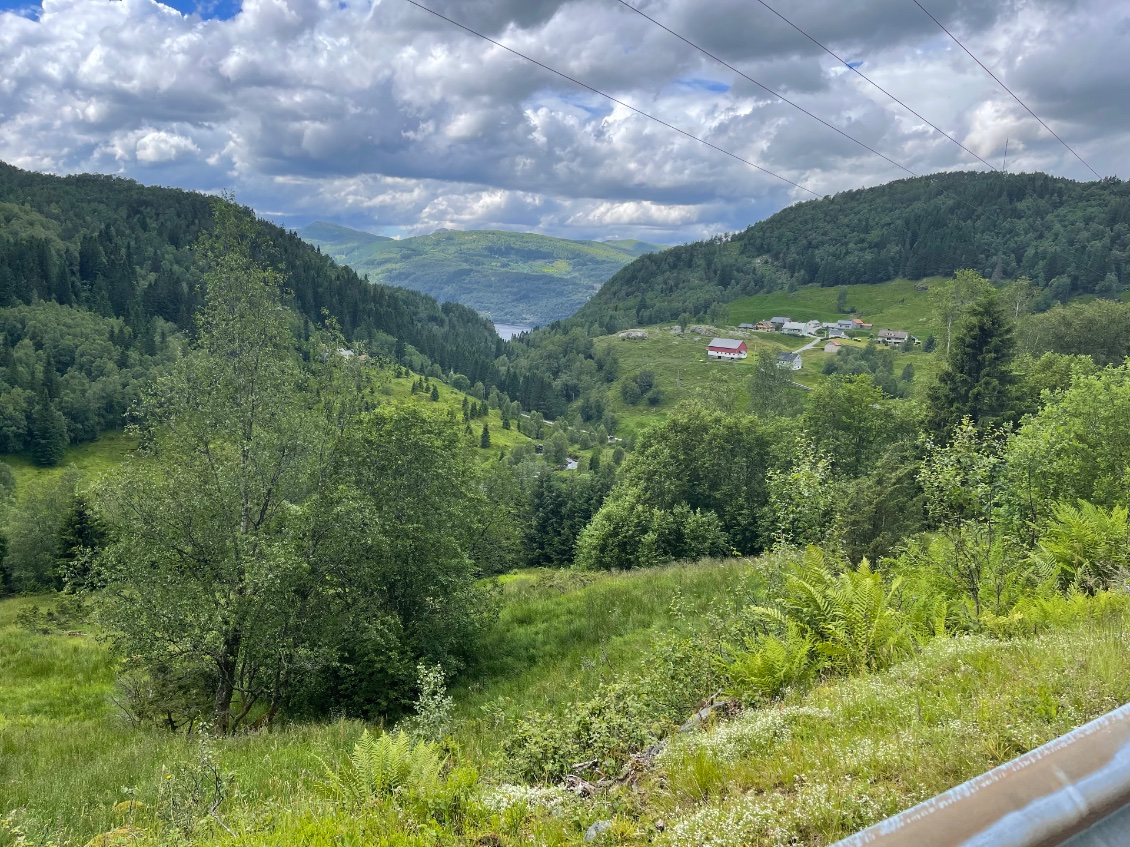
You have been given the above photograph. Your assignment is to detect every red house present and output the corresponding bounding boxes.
[708,337,748,360]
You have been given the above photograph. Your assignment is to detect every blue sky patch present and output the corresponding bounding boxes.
[0,0,241,19]
[158,0,242,19]
[676,78,731,93]
[0,1,41,19]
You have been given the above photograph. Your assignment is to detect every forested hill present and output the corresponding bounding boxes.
[0,161,506,374]
[0,161,507,456]
[300,222,665,326]
[567,171,1130,332]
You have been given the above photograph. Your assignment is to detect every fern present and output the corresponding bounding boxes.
[1033,500,1130,591]
[325,730,446,807]
[741,550,914,684]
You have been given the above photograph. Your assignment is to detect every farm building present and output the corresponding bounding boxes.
[708,337,748,360]
[781,321,808,336]
[776,352,802,370]
[823,340,843,354]
[877,329,917,347]
[769,316,792,329]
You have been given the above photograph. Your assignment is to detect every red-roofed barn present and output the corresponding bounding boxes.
[708,337,748,360]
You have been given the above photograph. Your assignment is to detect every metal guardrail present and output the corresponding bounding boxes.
[831,702,1130,847]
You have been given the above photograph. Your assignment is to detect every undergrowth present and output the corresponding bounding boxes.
[3,558,1130,847]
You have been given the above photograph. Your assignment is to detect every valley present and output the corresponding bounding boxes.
[4,166,1130,847]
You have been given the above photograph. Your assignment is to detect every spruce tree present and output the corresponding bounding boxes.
[28,395,68,467]
[927,294,1017,437]
[480,422,491,449]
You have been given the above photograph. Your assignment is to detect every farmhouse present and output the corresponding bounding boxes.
[781,321,808,336]
[827,327,847,339]
[769,316,792,329]
[776,351,802,371]
[755,320,775,332]
[835,319,856,330]
[877,329,916,347]
[852,318,873,329]
[708,337,748,360]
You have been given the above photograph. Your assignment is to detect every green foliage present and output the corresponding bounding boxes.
[836,441,927,563]
[721,620,815,703]
[1018,298,1130,366]
[748,350,804,418]
[502,681,661,782]
[400,663,455,743]
[574,485,731,570]
[2,467,79,592]
[325,729,447,808]
[1003,363,1130,527]
[1032,501,1130,591]
[525,467,613,568]
[927,287,1018,436]
[752,551,914,677]
[801,374,910,476]
[821,342,911,397]
[765,439,837,548]
[0,161,510,426]
[618,403,788,552]
[918,419,1022,617]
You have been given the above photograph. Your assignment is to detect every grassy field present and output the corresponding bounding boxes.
[589,327,799,436]
[727,278,948,339]
[1,431,138,492]
[455,560,767,720]
[375,366,532,456]
[4,562,1130,847]
[587,306,945,436]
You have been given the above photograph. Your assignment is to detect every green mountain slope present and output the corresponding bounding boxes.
[567,171,1130,333]
[299,223,665,326]
[0,162,508,454]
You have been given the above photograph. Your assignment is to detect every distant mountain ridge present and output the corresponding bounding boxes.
[562,171,1130,333]
[299,222,665,326]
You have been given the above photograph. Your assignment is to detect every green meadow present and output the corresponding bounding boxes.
[4,561,1130,847]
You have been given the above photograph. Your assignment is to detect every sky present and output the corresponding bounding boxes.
[0,0,1126,243]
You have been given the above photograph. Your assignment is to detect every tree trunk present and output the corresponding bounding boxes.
[213,629,242,734]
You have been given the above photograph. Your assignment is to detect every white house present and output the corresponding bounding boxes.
[776,351,802,370]
[781,321,807,337]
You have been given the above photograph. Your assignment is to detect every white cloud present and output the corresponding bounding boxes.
[0,0,1125,241]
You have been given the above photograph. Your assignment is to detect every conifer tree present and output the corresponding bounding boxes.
[28,395,68,467]
[927,294,1017,437]
[480,422,491,449]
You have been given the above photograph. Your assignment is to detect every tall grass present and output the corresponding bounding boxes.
[458,560,767,715]
[4,564,1130,847]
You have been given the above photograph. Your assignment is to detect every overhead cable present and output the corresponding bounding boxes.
[912,0,1100,179]
[615,0,919,178]
[402,0,825,198]
[751,0,998,171]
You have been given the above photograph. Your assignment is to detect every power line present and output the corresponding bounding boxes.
[614,0,919,179]
[912,0,1101,179]
[402,0,824,198]
[751,0,998,171]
